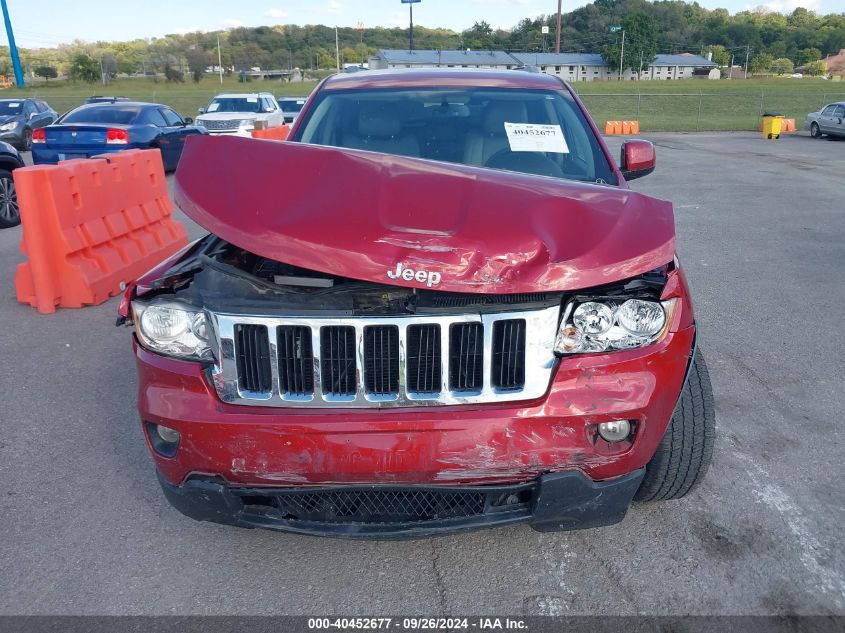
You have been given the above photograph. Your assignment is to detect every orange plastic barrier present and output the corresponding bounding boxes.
[251,125,290,141]
[605,120,639,135]
[15,149,188,314]
[604,121,622,135]
[782,118,796,132]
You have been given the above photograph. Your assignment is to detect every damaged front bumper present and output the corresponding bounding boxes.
[157,468,645,538]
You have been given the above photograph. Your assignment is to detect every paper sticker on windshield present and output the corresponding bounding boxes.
[504,123,569,153]
[8,102,20,108]
[207,103,220,112]
[247,97,258,103]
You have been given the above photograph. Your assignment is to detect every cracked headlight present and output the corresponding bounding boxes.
[555,298,676,355]
[132,300,212,361]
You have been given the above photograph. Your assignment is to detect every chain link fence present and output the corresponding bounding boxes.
[577,91,845,132]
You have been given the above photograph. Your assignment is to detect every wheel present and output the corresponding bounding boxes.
[0,169,20,228]
[810,122,822,138]
[635,350,715,502]
[18,127,32,151]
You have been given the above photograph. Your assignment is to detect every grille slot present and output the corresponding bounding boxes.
[320,326,357,396]
[406,324,441,394]
[277,326,314,396]
[364,325,399,395]
[449,322,484,392]
[235,324,272,393]
[492,319,526,390]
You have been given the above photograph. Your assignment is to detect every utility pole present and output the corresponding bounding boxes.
[335,26,340,72]
[217,34,223,84]
[638,50,643,79]
[99,55,106,86]
[409,2,415,51]
[744,45,749,79]
[555,0,562,54]
[618,29,625,81]
[729,53,734,80]
[0,0,25,87]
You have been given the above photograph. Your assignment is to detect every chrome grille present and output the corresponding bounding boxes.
[210,307,560,408]
[200,118,243,130]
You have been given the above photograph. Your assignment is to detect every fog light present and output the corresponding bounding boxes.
[597,420,631,443]
[156,424,180,443]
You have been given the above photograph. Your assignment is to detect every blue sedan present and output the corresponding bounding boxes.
[32,102,207,172]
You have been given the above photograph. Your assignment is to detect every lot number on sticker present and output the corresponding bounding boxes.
[504,123,569,153]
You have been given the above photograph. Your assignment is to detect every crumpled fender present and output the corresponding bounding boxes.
[174,135,675,294]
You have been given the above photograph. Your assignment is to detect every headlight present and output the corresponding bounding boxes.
[0,121,17,131]
[131,300,213,361]
[239,119,254,128]
[555,298,676,355]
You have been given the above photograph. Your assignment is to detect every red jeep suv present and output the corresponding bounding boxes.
[119,69,714,537]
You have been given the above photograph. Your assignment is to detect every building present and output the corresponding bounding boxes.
[509,53,612,82]
[369,49,718,81]
[368,49,520,71]
[823,49,845,77]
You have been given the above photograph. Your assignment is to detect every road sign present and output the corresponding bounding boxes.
[609,25,622,33]
[541,26,549,34]
[401,0,421,3]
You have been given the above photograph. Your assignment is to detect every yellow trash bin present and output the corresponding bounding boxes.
[761,113,784,139]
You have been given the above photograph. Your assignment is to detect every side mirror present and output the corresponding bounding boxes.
[620,139,655,181]
[184,117,194,125]
[28,112,36,120]
[197,107,206,114]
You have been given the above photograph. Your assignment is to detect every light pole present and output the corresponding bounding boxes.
[402,0,421,51]
[0,0,24,87]
[357,22,365,65]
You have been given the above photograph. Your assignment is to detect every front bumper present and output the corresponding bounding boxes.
[158,468,645,538]
[0,129,23,145]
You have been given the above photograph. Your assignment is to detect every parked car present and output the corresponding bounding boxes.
[120,69,714,537]
[0,141,24,228]
[806,101,845,138]
[0,98,58,151]
[84,96,131,104]
[195,92,284,136]
[31,102,206,172]
[277,96,307,124]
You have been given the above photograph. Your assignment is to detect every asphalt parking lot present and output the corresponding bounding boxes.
[1,132,843,616]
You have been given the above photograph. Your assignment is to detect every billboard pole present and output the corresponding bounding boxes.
[402,0,420,52]
[1,0,25,87]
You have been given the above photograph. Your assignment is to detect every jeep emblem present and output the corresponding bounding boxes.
[387,263,442,288]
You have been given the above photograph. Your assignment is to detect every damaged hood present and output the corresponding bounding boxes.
[174,135,675,294]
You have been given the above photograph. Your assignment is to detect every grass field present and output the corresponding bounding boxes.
[571,77,845,132]
[4,75,845,132]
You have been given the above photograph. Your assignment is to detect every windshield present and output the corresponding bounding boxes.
[0,101,24,116]
[60,106,140,125]
[292,87,616,185]
[280,99,305,113]
[207,97,262,113]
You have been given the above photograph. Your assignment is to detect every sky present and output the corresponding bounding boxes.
[0,0,840,49]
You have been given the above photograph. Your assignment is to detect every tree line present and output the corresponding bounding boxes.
[4,0,844,83]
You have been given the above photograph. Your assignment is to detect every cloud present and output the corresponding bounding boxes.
[328,1,343,12]
[174,26,202,35]
[469,0,531,5]
[223,18,245,28]
[265,8,288,19]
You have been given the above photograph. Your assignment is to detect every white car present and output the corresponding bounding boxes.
[195,93,284,137]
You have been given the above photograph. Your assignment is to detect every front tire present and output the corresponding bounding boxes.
[0,169,20,228]
[18,128,32,151]
[810,122,822,138]
[635,350,715,502]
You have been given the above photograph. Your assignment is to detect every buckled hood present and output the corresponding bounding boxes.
[174,135,675,294]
